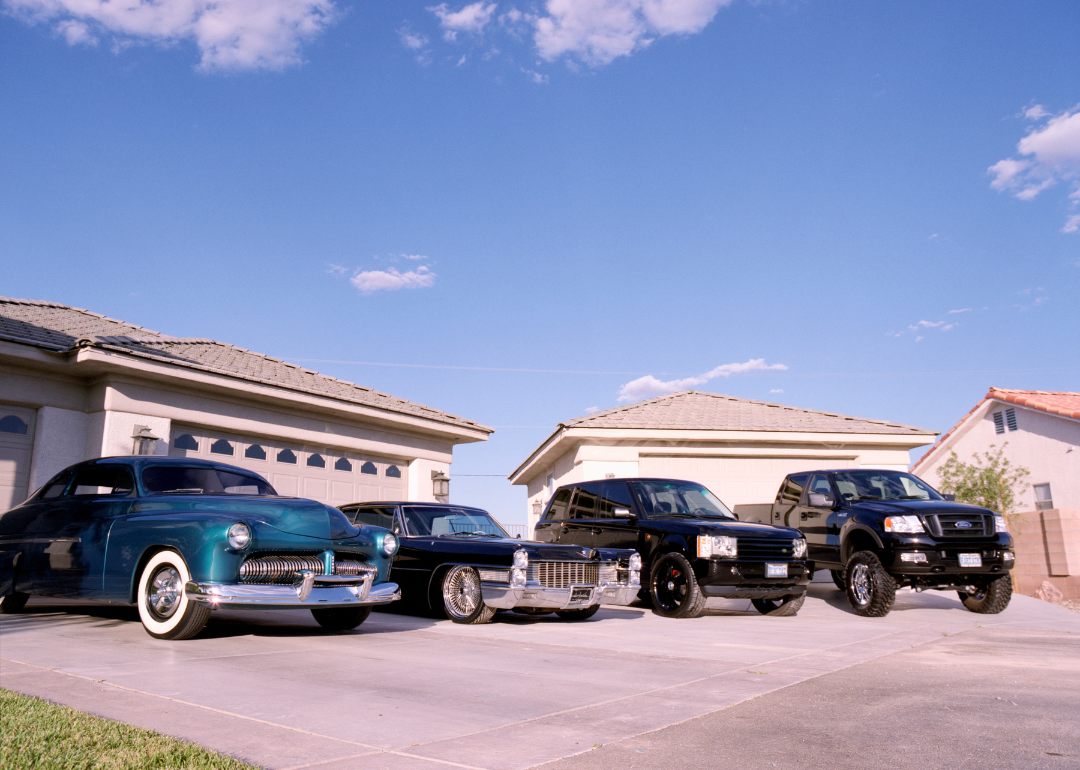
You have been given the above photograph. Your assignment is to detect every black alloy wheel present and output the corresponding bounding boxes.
[751,593,806,616]
[311,606,372,631]
[649,552,707,619]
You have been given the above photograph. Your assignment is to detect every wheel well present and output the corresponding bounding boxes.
[129,546,176,604]
[426,565,450,610]
[843,530,879,563]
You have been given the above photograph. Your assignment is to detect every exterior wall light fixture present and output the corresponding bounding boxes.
[132,425,160,456]
[431,470,450,499]
[532,499,543,518]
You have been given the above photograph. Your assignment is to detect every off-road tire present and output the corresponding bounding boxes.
[958,575,1013,614]
[556,604,601,621]
[830,570,846,590]
[0,592,29,613]
[137,550,211,640]
[649,552,707,619]
[845,551,896,618]
[751,593,805,616]
[441,566,496,624]
[311,606,372,631]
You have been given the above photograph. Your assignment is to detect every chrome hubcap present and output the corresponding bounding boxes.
[443,567,481,619]
[147,566,182,619]
[850,563,871,606]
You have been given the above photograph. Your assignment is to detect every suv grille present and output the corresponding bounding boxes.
[924,513,992,538]
[737,537,799,561]
[527,562,599,588]
[239,553,374,584]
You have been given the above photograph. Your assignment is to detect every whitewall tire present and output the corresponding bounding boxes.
[136,550,210,640]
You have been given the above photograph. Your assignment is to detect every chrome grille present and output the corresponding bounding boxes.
[239,554,375,584]
[599,564,618,585]
[527,562,599,588]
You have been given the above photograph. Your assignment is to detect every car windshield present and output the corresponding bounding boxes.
[832,470,943,502]
[632,482,734,519]
[401,506,509,537]
[141,466,277,496]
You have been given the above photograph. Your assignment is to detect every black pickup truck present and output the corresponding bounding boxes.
[534,478,809,619]
[734,469,1015,617]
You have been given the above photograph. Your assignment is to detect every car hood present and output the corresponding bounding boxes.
[651,518,801,538]
[133,496,345,539]
[847,499,996,517]
[405,535,604,560]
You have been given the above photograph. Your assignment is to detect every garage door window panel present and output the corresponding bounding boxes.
[245,444,267,461]
[335,458,352,472]
[385,465,401,478]
[361,461,378,475]
[307,454,325,469]
[210,439,234,456]
[277,449,297,464]
[0,416,29,435]
[173,434,199,452]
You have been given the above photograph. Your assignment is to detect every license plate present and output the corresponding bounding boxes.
[766,563,788,578]
[570,588,592,602]
[958,553,982,568]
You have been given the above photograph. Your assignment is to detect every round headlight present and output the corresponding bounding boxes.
[513,549,528,569]
[382,532,399,557]
[629,553,642,571]
[511,568,526,586]
[227,522,251,550]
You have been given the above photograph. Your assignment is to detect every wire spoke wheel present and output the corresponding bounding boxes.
[441,566,495,624]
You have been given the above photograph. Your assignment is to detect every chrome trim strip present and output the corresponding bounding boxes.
[480,581,639,610]
[185,580,399,609]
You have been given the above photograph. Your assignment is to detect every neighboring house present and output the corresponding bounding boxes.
[912,388,1080,512]
[509,390,937,533]
[0,297,491,512]
[912,388,1080,600]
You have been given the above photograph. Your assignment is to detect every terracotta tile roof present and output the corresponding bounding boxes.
[0,297,491,433]
[910,387,1080,472]
[563,390,935,435]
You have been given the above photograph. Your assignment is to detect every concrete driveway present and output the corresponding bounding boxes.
[3,578,1079,770]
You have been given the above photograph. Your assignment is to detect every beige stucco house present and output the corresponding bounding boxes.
[912,388,1080,599]
[0,297,491,512]
[509,390,937,533]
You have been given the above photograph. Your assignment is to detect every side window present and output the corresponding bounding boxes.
[779,474,809,504]
[808,474,833,498]
[569,483,602,519]
[349,506,397,530]
[39,472,74,500]
[544,488,572,521]
[70,466,135,496]
[598,482,634,518]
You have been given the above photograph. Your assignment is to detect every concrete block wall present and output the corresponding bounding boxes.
[1010,509,1080,599]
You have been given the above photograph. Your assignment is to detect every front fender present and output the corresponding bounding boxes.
[840,521,885,564]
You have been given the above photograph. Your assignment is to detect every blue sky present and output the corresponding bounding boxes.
[2,0,1078,524]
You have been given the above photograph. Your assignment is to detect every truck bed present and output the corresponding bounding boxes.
[733,504,774,525]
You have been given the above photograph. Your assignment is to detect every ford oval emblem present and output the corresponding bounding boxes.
[955,520,972,528]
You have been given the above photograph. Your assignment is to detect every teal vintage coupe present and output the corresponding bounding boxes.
[0,457,400,639]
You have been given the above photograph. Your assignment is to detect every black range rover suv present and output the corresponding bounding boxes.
[534,478,809,618]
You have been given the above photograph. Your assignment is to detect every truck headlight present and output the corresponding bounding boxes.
[698,535,737,558]
[629,553,642,571]
[884,515,925,534]
[511,568,526,586]
[994,515,1007,534]
[227,522,251,550]
[792,538,807,559]
[513,549,528,569]
[382,532,399,557]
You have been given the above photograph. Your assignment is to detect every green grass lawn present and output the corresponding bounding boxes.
[0,688,258,769]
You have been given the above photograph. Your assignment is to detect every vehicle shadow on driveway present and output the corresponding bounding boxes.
[806,582,970,614]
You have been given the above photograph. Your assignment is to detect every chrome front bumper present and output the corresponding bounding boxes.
[481,581,639,611]
[185,572,400,610]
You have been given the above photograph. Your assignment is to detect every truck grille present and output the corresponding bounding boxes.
[239,554,375,584]
[736,537,799,561]
[924,513,992,538]
[527,562,599,588]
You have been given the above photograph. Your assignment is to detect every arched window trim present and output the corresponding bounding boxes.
[245,444,267,461]
[307,453,326,469]
[173,434,199,451]
[385,465,402,479]
[277,448,297,465]
[334,457,353,472]
[210,439,234,456]
[360,461,378,475]
[0,415,29,435]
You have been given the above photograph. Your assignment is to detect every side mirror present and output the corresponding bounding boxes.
[808,492,834,508]
[612,507,635,519]
[943,493,956,502]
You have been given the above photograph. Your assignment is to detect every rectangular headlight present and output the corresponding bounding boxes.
[698,535,737,558]
[884,515,925,534]
[994,515,1008,534]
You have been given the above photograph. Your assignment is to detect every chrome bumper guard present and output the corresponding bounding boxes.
[481,581,639,611]
[186,570,400,610]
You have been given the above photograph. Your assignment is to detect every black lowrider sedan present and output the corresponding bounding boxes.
[338,502,642,624]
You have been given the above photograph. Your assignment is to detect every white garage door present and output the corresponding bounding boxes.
[639,455,857,509]
[168,426,407,507]
[0,406,36,512]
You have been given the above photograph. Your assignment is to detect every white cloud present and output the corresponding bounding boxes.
[523,67,548,83]
[401,253,428,260]
[989,105,1080,232]
[583,406,600,414]
[948,308,971,314]
[350,266,435,294]
[428,2,496,41]
[325,263,347,276]
[398,26,429,50]
[4,0,336,70]
[769,389,783,394]
[533,0,733,66]
[616,358,787,403]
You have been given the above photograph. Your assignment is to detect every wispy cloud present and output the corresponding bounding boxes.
[989,104,1080,233]
[583,406,600,414]
[3,0,336,70]
[947,308,971,314]
[616,358,787,403]
[769,389,784,394]
[428,2,496,41]
[398,25,429,50]
[889,315,961,339]
[351,266,436,295]
[325,263,348,276]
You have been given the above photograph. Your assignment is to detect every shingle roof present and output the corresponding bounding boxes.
[0,297,491,434]
[562,390,935,435]
[911,387,1080,472]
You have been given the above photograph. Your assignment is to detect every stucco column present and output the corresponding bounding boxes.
[28,406,90,489]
